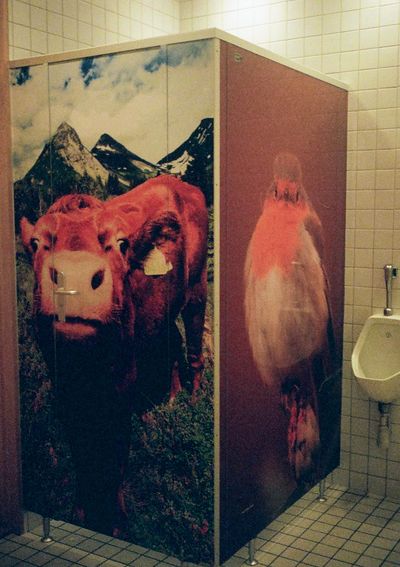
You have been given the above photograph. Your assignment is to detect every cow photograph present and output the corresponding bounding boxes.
[11,41,215,564]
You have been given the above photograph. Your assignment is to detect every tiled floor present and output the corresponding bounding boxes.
[224,485,400,567]
[0,485,399,566]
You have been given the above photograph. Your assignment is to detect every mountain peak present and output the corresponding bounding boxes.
[53,121,82,150]
[91,132,159,191]
[96,132,118,145]
[92,133,127,155]
[157,117,213,205]
[56,121,74,133]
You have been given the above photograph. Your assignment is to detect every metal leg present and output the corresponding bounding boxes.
[246,538,258,565]
[41,517,53,543]
[317,478,327,503]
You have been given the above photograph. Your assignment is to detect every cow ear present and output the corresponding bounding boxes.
[133,211,181,257]
[146,212,181,243]
[143,247,173,276]
[20,217,35,250]
[132,212,180,274]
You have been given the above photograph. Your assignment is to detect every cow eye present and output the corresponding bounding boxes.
[30,238,39,252]
[117,238,129,255]
[49,268,58,284]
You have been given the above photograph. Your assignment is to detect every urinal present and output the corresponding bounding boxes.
[352,314,400,403]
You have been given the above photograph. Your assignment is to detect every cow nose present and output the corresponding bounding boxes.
[91,269,104,290]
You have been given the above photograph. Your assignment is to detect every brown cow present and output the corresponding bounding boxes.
[20,175,208,534]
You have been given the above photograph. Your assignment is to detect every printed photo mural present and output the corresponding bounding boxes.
[10,35,346,566]
[11,40,215,564]
[244,152,335,484]
[219,43,345,562]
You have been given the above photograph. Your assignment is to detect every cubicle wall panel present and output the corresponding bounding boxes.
[219,41,347,561]
[11,40,215,564]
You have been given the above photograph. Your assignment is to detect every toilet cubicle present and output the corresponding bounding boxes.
[9,29,348,565]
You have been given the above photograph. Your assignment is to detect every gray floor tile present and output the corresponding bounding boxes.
[221,557,245,567]
[311,543,338,558]
[342,540,368,554]
[78,553,107,566]
[60,547,89,561]
[333,548,361,563]
[42,542,71,557]
[281,547,308,562]
[8,546,38,561]
[271,557,298,566]
[301,556,329,567]
[146,548,168,560]
[303,555,330,567]
[27,552,56,566]
[112,548,140,564]
[94,543,121,559]
[0,541,21,554]
[91,533,115,544]
[291,539,316,552]
[0,487,398,567]
[162,557,181,566]
[59,533,87,546]
[0,557,21,567]
[46,559,72,567]
[131,556,159,566]
[56,522,80,532]
[301,530,326,543]
[322,535,346,548]
[372,536,397,550]
[355,557,382,567]
[76,539,104,553]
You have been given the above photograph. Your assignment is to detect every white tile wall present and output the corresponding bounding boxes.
[6,0,400,500]
[8,0,180,58]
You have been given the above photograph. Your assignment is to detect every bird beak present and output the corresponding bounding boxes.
[274,179,299,203]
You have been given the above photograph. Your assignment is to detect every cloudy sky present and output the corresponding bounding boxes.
[10,39,214,180]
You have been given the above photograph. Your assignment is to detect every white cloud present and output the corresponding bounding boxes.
[11,40,215,180]
[10,65,51,179]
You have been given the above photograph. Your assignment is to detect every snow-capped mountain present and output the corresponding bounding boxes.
[158,118,213,205]
[52,122,110,187]
[91,133,160,191]
[14,122,110,223]
[160,149,194,177]
[14,118,214,225]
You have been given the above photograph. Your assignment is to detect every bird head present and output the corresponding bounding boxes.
[272,177,301,204]
[268,152,306,206]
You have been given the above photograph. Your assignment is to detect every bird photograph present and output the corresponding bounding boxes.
[244,152,338,485]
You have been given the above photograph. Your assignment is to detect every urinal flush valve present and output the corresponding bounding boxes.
[383,264,398,316]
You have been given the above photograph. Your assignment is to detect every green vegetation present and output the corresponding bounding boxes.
[125,376,214,564]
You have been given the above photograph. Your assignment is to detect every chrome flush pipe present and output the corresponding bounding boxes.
[383,264,398,316]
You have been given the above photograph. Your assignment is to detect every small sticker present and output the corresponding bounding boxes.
[143,247,173,276]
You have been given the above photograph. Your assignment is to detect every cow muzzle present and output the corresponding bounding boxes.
[40,251,114,338]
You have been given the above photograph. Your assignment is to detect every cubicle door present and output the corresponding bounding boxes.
[219,41,347,562]
[11,39,215,564]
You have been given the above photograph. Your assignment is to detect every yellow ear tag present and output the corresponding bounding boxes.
[143,247,173,276]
